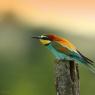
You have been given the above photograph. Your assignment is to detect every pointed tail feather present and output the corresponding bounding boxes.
[74,50,95,74]
[77,50,94,65]
[85,63,95,74]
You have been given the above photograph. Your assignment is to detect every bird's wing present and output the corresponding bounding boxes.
[51,41,94,64]
[51,41,78,56]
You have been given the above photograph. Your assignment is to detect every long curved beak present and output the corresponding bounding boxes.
[32,36,41,39]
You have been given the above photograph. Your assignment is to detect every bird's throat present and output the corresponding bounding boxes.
[40,39,51,45]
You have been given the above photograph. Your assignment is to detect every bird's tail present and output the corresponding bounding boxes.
[76,50,95,74]
[81,56,95,74]
[85,63,95,74]
[81,55,95,74]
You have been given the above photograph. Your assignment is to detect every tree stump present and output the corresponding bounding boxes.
[55,60,80,95]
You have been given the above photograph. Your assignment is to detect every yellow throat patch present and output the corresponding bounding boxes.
[40,39,51,45]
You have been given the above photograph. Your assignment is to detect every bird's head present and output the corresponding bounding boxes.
[32,34,60,45]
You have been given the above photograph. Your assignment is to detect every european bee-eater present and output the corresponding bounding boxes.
[32,34,95,73]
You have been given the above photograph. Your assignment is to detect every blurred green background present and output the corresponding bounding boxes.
[0,13,95,95]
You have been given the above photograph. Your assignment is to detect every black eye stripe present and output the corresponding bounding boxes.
[42,37,49,40]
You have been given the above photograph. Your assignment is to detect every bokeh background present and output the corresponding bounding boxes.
[0,0,95,95]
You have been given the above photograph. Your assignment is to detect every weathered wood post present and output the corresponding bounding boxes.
[55,60,80,95]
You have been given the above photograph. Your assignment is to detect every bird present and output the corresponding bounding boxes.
[32,34,95,73]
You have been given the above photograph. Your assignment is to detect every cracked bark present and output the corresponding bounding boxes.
[55,60,80,95]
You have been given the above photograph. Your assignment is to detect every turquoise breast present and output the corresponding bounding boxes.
[47,44,71,60]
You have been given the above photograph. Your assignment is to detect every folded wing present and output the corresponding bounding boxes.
[51,41,93,65]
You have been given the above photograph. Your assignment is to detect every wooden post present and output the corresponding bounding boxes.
[55,60,80,95]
